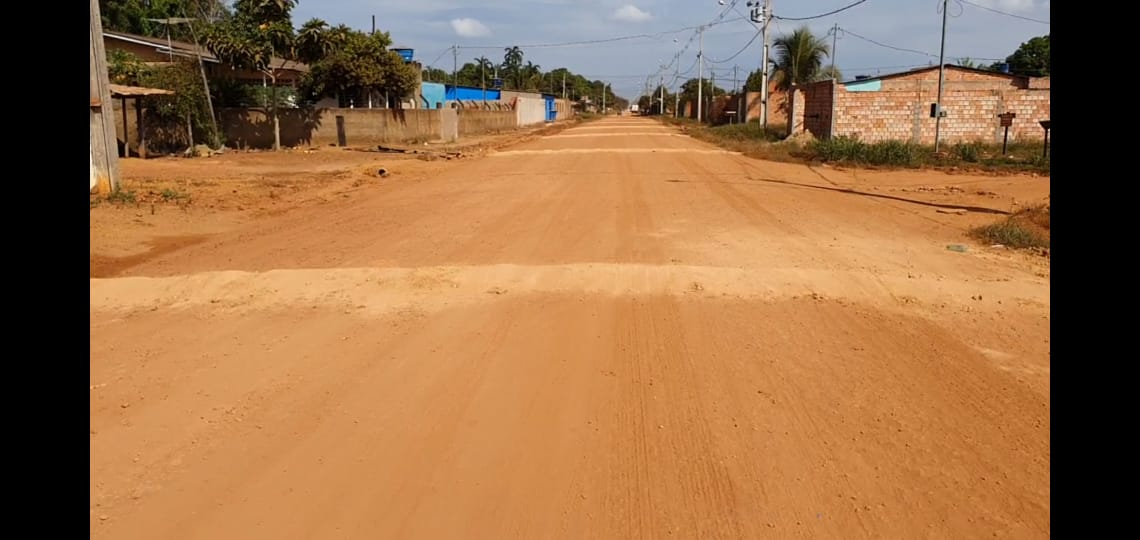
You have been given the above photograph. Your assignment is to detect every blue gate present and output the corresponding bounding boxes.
[544,96,557,122]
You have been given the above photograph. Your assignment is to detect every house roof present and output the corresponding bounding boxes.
[103,30,309,73]
[109,84,175,98]
[841,64,1027,85]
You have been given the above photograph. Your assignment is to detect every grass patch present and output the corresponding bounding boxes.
[106,188,137,205]
[659,118,1050,174]
[159,188,188,201]
[971,204,1050,249]
[708,121,787,143]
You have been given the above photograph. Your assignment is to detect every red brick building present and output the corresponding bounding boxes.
[788,65,1050,144]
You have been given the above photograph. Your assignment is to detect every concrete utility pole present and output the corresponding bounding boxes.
[934,0,949,152]
[710,68,716,122]
[660,76,665,115]
[762,0,772,128]
[90,0,120,193]
[562,72,566,99]
[747,0,772,127]
[733,65,739,123]
[452,45,459,90]
[697,25,705,122]
[831,23,839,77]
[602,82,607,114]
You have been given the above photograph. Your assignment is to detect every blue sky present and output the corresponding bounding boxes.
[293,0,1050,99]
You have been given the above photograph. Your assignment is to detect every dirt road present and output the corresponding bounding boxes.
[91,118,1050,539]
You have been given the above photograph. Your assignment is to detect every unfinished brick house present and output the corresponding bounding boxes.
[788,65,1050,144]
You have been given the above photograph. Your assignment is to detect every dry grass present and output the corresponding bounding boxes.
[971,204,1050,249]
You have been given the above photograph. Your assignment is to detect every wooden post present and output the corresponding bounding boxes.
[120,97,129,157]
[90,0,121,192]
[136,97,147,159]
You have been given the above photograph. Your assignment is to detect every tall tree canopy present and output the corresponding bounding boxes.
[1005,35,1049,77]
[771,26,831,91]
[300,27,419,107]
[100,0,230,40]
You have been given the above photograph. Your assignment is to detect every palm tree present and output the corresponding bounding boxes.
[771,26,831,92]
[474,56,493,89]
[502,46,524,89]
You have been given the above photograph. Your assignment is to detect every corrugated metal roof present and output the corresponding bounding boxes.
[104,30,308,72]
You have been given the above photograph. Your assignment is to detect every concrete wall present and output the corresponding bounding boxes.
[220,108,444,148]
[217,106,540,149]
[440,108,458,142]
[515,97,547,127]
[458,109,517,135]
[553,98,573,120]
[794,67,1050,144]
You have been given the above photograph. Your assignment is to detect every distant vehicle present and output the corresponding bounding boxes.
[629,104,639,113]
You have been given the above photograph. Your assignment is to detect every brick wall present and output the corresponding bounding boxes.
[802,81,834,138]
[799,67,1050,144]
[741,85,788,123]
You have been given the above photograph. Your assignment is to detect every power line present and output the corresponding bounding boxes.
[707,29,762,64]
[840,26,1005,61]
[958,0,1049,24]
[775,0,871,21]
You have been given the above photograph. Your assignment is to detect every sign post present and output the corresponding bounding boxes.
[998,112,1016,155]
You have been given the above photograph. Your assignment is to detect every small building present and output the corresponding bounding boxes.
[103,30,308,86]
[789,64,1050,144]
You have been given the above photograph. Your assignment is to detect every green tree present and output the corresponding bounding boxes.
[1004,35,1049,77]
[203,0,332,150]
[819,65,842,81]
[744,68,766,92]
[301,26,418,108]
[502,46,524,89]
[474,56,494,89]
[101,0,230,40]
[422,67,449,82]
[108,49,217,148]
[771,26,831,91]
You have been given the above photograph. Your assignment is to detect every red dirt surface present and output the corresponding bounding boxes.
[91,118,1050,539]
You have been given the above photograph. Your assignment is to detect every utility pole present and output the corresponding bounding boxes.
[660,76,665,115]
[748,1,772,127]
[562,72,566,99]
[452,45,458,91]
[831,23,839,77]
[697,25,705,122]
[90,0,120,193]
[710,68,717,123]
[601,82,607,114]
[733,65,739,124]
[481,58,486,106]
[934,0,949,152]
[371,15,375,35]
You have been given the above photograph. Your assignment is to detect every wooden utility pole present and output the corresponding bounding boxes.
[90,0,120,193]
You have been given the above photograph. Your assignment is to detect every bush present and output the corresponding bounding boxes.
[971,204,1050,249]
[952,141,984,162]
[711,122,785,142]
[810,136,922,166]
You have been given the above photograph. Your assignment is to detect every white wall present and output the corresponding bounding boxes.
[516,97,547,127]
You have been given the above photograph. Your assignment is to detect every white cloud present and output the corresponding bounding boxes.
[450,18,491,38]
[611,5,652,23]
